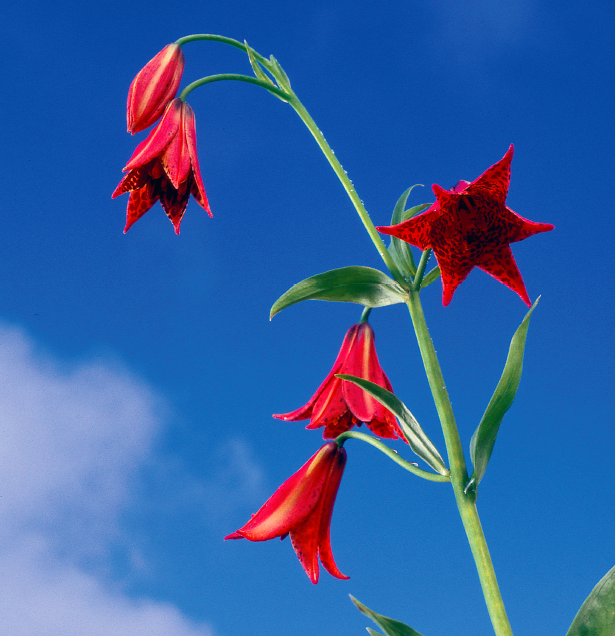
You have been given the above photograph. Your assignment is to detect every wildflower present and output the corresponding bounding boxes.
[113,98,212,234]
[127,43,185,134]
[225,442,348,584]
[377,145,554,306]
[274,322,405,440]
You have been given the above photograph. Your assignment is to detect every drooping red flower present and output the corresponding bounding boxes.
[127,43,185,135]
[225,442,349,584]
[273,322,405,441]
[113,98,212,234]
[377,145,554,306]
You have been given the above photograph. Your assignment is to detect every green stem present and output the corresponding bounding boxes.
[406,290,513,636]
[359,307,372,322]
[179,74,289,102]
[335,431,449,483]
[175,34,268,66]
[286,95,407,288]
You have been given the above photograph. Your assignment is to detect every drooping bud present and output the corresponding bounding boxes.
[127,43,185,135]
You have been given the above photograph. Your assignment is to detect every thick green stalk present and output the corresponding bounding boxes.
[406,290,513,636]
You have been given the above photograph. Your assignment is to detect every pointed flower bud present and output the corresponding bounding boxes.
[127,43,185,135]
[225,442,348,584]
[274,322,405,441]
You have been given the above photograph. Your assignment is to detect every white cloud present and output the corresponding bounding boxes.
[0,324,215,636]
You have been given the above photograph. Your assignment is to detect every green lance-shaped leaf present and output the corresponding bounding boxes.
[566,564,615,636]
[270,267,407,319]
[387,186,430,281]
[269,55,291,92]
[467,298,539,490]
[420,265,441,289]
[337,374,448,475]
[351,596,426,636]
[245,41,274,85]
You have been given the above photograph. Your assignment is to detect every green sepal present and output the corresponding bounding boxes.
[269,55,291,92]
[420,266,441,289]
[336,374,448,475]
[387,186,428,280]
[566,564,615,636]
[467,298,539,491]
[351,596,426,636]
[245,41,274,86]
[270,267,407,319]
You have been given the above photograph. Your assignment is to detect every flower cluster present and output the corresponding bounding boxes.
[115,42,554,588]
[113,44,211,234]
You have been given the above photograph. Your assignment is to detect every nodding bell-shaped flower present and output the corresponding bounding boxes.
[113,98,212,234]
[127,43,185,135]
[274,322,405,441]
[225,442,349,584]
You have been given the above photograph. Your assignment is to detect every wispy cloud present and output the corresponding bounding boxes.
[0,324,242,635]
[427,0,539,66]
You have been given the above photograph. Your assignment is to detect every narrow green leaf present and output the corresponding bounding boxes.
[387,187,427,280]
[566,564,615,636]
[420,266,441,289]
[468,298,539,489]
[351,596,426,636]
[337,374,448,475]
[244,41,274,86]
[367,629,384,636]
[270,267,407,319]
[269,55,291,91]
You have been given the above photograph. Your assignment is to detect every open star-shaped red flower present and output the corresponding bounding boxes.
[377,145,554,306]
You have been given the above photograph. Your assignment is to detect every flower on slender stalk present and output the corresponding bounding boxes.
[274,322,405,441]
[225,442,348,584]
[127,43,185,135]
[113,98,212,234]
[377,145,554,306]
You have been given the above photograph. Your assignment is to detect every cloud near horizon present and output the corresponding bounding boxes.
[0,324,215,636]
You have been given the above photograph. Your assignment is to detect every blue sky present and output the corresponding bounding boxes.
[1,0,614,635]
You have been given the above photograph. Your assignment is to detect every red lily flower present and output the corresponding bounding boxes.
[127,43,185,135]
[225,442,349,584]
[273,322,405,441]
[377,145,554,306]
[113,98,212,234]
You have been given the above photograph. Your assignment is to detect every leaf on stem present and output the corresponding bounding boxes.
[270,266,407,319]
[351,596,426,636]
[566,564,615,636]
[420,266,441,289]
[387,186,429,280]
[336,374,448,475]
[467,298,539,491]
[244,41,274,86]
[269,55,291,92]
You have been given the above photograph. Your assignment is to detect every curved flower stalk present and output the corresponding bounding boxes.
[225,442,348,584]
[127,43,185,134]
[377,146,554,306]
[113,98,212,234]
[273,322,405,441]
